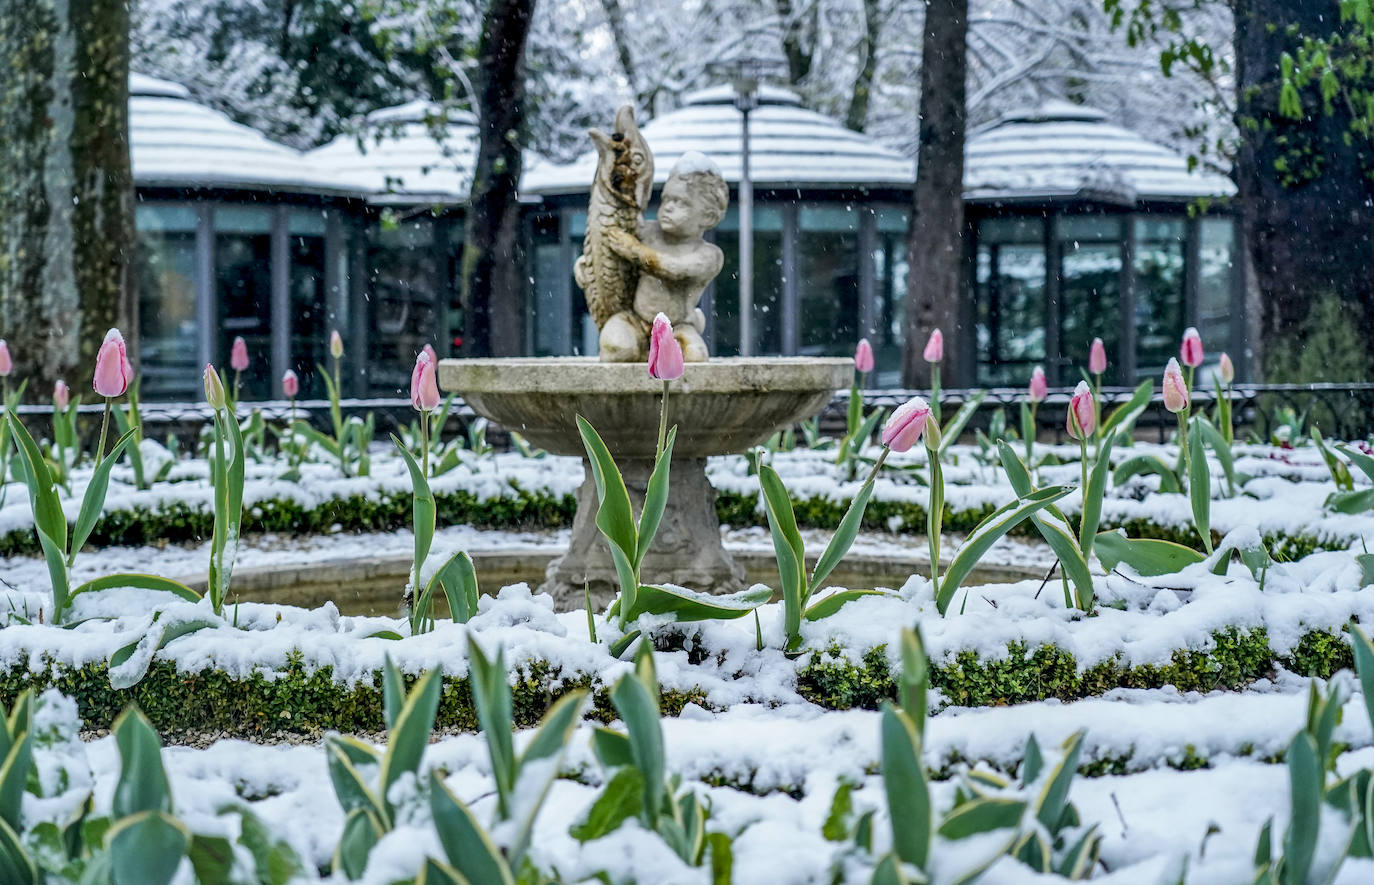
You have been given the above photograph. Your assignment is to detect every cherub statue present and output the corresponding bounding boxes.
[597,152,728,363]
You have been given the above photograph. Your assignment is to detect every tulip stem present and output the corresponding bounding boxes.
[930,364,942,425]
[1025,401,1037,465]
[926,441,944,601]
[657,380,670,459]
[1177,412,1190,489]
[421,409,430,479]
[233,370,241,411]
[95,398,112,466]
[1079,436,1091,537]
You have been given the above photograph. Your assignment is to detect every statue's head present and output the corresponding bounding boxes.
[589,105,653,210]
[659,152,729,238]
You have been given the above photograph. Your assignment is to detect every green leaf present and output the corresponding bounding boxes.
[937,796,1026,839]
[1079,431,1116,560]
[570,766,644,842]
[575,416,637,559]
[758,465,806,647]
[1094,529,1205,576]
[938,487,1073,613]
[627,583,771,623]
[1101,379,1153,437]
[71,426,137,566]
[610,671,664,827]
[591,727,633,768]
[391,434,436,625]
[418,858,473,885]
[325,736,384,820]
[1035,732,1085,833]
[707,831,734,885]
[69,573,201,604]
[881,704,930,869]
[809,475,877,595]
[0,817,36,885]
[382,656,405,732]
[1188,417,1213,554]
[870,853,909,885]
[7,413,70,619]
[635,427,676,567]
[431,551,479,623]
[332,807,384,881]
[0,724,30,833]
[938,390,987,456]
[187,832,235,885]
[822,779,855,842]
[430,773,516,885]
[1196,415,1237,495]
[379,666,441,814]
[1350,624,1374,735]
[292,419,340,458]
[1337,444,1374,486]
[898,628,929,734]
[997,442,1092,607]
[468,642,516,816]
[803,589,888,621]
[1326,488,1374,514]
[108,616,219,690]
[1056,824,1101,879]
[1283,733,1322,885]
[1113,454,1181,492]
[112,708,171,818]
[107,811,189,885]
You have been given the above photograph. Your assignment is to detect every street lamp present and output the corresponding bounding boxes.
[707,56,785,357]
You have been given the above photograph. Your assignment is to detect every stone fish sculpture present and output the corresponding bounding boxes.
[575,105,729,363]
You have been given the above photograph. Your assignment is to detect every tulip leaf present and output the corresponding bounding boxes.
[1195,415,1237,496]
[938,796,1027,839]
[378,666,442,816]
[0,722,31,832]
[1078,430,1116,561]
[69,573,201,604]
[628,583,771,622]
[391,434,436,624]
[809,475,878,597]
[758,465,807,648]
[1035,731,1085,832]
[1337,444,1374,486]
[1327,488,1374,514]
[0,817,36,885]
[1350,624,1374,735]
[938,390,986,456]
[880,704,930,870]
[1100,379,1153,437]
[332,807,384,882]
[325,737,384,820]
[636,426,677,567]
[1094,529,1205,576]
[70,427,137,567]
[112,708,172,819]
[577,416,640,615]
[429,775,516,885]
[802,588,887,621]
[1284,733,1322,885]
[938,486,1073,614]
[1113,454,1181,492]
[107,811,190,885]
[897,627,928,735]
[610,668,665,827]
[430,550,479,623]
[468,642,516,815]
[7,413,71,620]
[1187,417,1213,553]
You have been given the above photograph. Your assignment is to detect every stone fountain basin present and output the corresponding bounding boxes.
[439,356,852,459]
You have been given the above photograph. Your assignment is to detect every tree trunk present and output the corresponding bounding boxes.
[775,0,817,85]
[1233,0,1374,364]
[459,0,536,358]
[845,0,882,132]
[0,0,135,397]
[903,0,968,387]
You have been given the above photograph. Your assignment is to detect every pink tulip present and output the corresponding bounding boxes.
[281,370,299,398]
[1180,327,1204,368]
[410,351,440,412]
[93,328,131,397]
[1028,366,1047,403]
[1163,358,1190,413]
[923,329,944,363]
[203,364,226,409]
[854,338,874,373]
[53,380,69,409]
[0,340,11,377]
[647,313,685,381]
[230,336,249,372]
[881,396,932,453]
[1067,381,1096,439]
[1218,352,1235,385]
[330,330,344,360]
[423,344,438,366]
[1089,338,1107,375]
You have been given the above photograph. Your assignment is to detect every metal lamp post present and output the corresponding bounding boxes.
[708,57,784,357]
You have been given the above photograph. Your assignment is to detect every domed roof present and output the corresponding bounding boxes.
[306,100,481,205]
[521,85,915,195]
[964,100,1235,202]
[129,73,350,195]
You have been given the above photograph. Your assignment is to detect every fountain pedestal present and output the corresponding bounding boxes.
[438,357,850,607]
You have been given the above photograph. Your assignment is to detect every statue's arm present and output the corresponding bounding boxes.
[637,241,723,283]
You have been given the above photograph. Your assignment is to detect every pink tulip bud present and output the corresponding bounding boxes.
[281,370,299,398]
[410,351,440,412]
[1067,381,1096,439]
[923,329,944,363]
[330,330,344,360]
[53,380,69,409]
[854,338,874,373]
[647,313,685,381]
[93,328,131,397]
[203,364,226,410]
[1163,358,1190,413]
[1089,338,1107,375]
[423,344,438,366]
[1218,352,1235,385]
[0,340,12,377]
[880,396,932,453]
[1028,366,1047,403]
[1180,327,1204,368]
[230,336,249,372]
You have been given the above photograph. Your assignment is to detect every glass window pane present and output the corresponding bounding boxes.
[713,206,783,356]
[975,217,1046,386]
[367,217,439,394]
[1134,216,1187,378]
[136,206,198,400]
[1058,218,1122,383]
[1198,217,1235,360]
[798,203,859,356]
[215,206,272,399]
[289,210,327,398]
[873,226,907,386]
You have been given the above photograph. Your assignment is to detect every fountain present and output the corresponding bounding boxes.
[439,105,849,606]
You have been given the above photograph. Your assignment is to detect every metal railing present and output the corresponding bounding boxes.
[16,383,1374,445]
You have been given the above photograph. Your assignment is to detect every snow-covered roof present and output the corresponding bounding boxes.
[129,73,352,196]
[521,85,915,195]
[306,100,481,205]
[964,100,1235,203]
